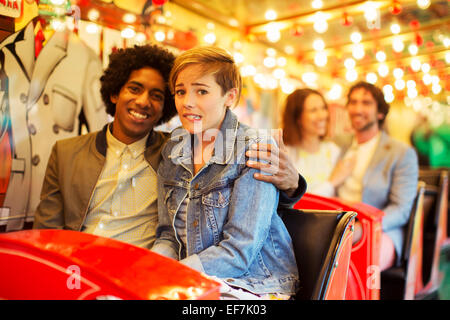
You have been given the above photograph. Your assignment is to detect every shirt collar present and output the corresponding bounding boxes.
[352,131,381,150]
[106,124,149,159]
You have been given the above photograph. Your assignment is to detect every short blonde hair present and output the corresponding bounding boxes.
[169,46,242,107]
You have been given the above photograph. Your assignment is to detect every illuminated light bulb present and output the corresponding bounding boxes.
[135,32,146,43]
[266,28,281,42]
[311,0,323,9]
[281,80,296,94]
[313,39,325,51]
[422,73,432,85]
[121,28,136,39]
[314,51,327,67]
[384,92,395,103]
[395,79,405,90]
[229,19,239,27]
[366,72,377,84]
[421,62,430,73]
[352,44,365,60]
[378,64,389,77]
[166,30,174,40]
[411,58,421,72]
[313,12,328,33]
[85,22,99,34]
[417,0,431,9]
[363,1,378,21]
[431,75,440,85]
[123,13,137,24]
[390,23,401,34]
[266,76,278,90]
[302,72,318,84]
[406,80,416,89]
[273,68,286,79]
[408,44,418,55]
[233,52,244,64]
[204,32,216,44]
[263,56,276,68]
[233,41,243,50]
[346,69,358,82]
[240,65,256,77]
[383,85,393,94]
[254,73,265,84]
[277,57,287,67]
[285,45,295,55]
[266,48,277,57]
[446,52,450,64]
[87,9,100,21]
[444,37,450,48]
[50,0,65,5]
[376,51,386,62]
[432,84,442,94]
[393,68,404,79]
[265,9,277,20]
[407,88,418,99]
[350,32,362,44]
[154,31,166,42]
[327,84,343,100]
[245,65,256,76]
[392,38,404,52]
[344,58,356,69]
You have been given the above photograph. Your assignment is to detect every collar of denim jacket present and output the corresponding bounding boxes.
[209,108,239,165]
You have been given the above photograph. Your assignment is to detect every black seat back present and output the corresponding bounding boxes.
[279,208,356,300]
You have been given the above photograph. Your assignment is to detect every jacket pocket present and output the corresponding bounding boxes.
[51,85,78,132]
[201,188,230,208]
[164,187,178,215]
[201,188,231,245]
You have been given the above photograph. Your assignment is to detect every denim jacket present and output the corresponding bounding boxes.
[152,109,299,295]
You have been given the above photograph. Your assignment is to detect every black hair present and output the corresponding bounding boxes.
[100,44,176,125]
[347,81,390,126]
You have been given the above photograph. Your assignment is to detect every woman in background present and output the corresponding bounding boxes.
[282,88,355,197]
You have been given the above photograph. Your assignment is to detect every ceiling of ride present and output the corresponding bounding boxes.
[72,0,448,101]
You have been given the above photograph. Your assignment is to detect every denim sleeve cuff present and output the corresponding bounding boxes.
[151,242,178,260]
[180,254,206,273]
[278,174,307,208]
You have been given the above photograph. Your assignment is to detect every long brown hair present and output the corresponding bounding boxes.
[282,88,328,146]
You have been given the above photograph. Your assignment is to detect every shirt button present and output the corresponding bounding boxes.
[113,212,118,217]
[20,93,28,103]
[32,155,40,166]
[99,223,104,229]
[28,124,36,135]
[43,93,50,105]
[123,164,128,170]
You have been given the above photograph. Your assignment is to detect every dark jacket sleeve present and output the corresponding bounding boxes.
[278,174,307,209]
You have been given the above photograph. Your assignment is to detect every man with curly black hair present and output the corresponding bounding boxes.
[33,44,306,249]
[33,45,178,248]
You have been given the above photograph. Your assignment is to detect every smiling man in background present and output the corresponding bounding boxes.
[336,81,419,271]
